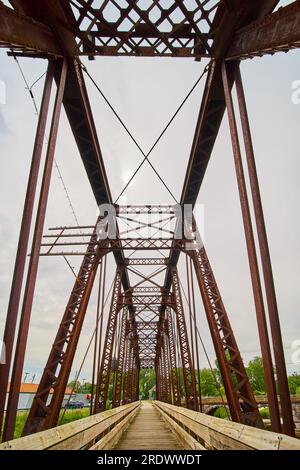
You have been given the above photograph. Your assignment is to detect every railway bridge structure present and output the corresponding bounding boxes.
[1,0,300,450]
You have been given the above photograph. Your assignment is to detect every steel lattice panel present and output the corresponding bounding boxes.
[70,0,220,57]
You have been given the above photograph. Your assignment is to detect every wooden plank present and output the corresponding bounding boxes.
[154,401,300,450]
[89,406,140,450]
[155,405,206,450]
[201,395,300,406]
[0,402,140,450]
[114,401,182,450]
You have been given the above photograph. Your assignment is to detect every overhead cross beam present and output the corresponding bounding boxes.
[7,0,132,291]
[165,0,280,288]
[0,3,61,56]
[226,1,300,61]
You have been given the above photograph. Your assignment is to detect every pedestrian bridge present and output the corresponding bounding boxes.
[1,401,300,451]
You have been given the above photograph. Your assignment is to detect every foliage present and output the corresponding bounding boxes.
[259,407,270,419]
[12,411,28,439]
[139,369,156,399]
[59,408,90,425]
[213,407,229,419]
[1,408,90,440]
[246,357,267,394]
[67,380,94,394]
[67,380,82,393]
[288,373,300,395]
[199,368,220,397]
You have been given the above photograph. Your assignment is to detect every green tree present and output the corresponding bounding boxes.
[67,380,81,393]
[200,368,220,397]
[288,373,300,394]
[139,369,156,399]
[246,357,266,393]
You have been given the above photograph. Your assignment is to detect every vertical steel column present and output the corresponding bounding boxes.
[233,64,295,437]
[156,358,161,401]
[130,354,138,402]
[160,347,167,403]
[90,259,103,415]
[0,62,54,431]
[190,258,202,411]
[97,267,123,411]
[171,268,197,410]
[94,256,107,414]
[166,308,180,406]
[186,255,197,409]
[121,335,128,404]
[3,59,67,441]
[222,61,282,432]
[122,333,131,404]
[163,326,171,403]
[125,343,134,403]
[131,318,140,401]
[112,309,128,407]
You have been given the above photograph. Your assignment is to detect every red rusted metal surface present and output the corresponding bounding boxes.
[0,0,297,440]
[233,64,295,437]
[222,61,281,433]
[0,61,54,433]
[22,223,109,435]
[191,244,263,428]
[2,59,68,441]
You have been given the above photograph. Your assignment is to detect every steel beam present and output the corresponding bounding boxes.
[222,61,281,433]
[171,268,197,411]
[0,62,54,432]
[10,0,132,296]
[2,59,67,442]
[112,310,128,408]
[0,3,61,56]
[233,65,295,437]
[23,228,108,435]
[227,1,300,60]
[191,245,263,427]
[165,0,280,289]
[96,267,123,411]
[166,308,180,406]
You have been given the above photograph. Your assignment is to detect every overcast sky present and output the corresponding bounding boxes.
[0,0,299,385]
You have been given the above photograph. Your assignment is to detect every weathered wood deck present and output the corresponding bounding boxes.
[114,401,182,450]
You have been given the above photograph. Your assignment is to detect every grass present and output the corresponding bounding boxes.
[213,406,229,419]
[259,406,270,419]
[1,408,91,440]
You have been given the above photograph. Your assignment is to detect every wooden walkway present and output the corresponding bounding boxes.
[114,401,182,450]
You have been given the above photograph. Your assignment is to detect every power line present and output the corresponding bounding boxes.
[115,61,212,203]
[82,60,210,204]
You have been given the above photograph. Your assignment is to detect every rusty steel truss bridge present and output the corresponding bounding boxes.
[0,0,300,446]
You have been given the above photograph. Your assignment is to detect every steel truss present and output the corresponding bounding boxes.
[23,223,109,435]
[0,0,296,441]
